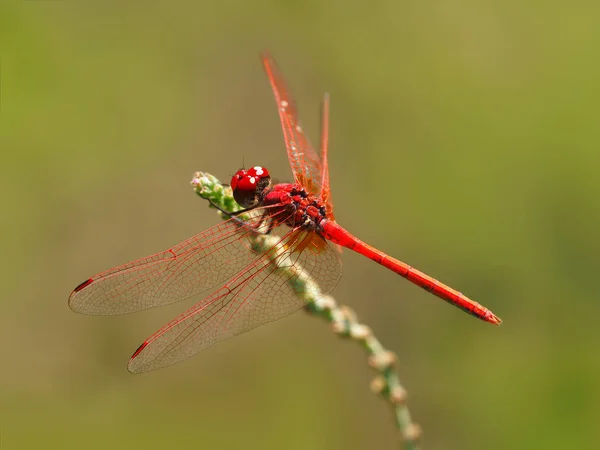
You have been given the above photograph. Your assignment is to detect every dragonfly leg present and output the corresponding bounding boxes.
[206,198,274,235]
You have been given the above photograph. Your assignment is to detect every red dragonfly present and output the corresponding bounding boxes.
[69,53,501,373]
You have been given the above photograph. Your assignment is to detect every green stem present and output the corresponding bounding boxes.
[191,172,422,449]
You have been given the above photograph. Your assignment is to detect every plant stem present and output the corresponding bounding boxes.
[191,172,422,449]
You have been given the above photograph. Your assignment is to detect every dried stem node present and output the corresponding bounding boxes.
[370,375,389,394]
[368,350,397,371]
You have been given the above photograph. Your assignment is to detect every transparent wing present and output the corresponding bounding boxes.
[319,92,334,220]
[261,52,324,197]
[68,208,287,315]
[128,229,342,373]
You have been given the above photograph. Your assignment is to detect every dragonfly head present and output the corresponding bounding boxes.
[231,166,271,208]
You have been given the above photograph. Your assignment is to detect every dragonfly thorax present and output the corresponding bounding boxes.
[263,183,328,231]
[231,166,271,208]
[231,166,327,231]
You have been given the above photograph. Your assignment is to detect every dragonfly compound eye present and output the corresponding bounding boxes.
[231,166,271,208]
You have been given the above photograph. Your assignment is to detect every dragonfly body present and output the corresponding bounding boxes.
[263,183,328,231]
[69,53,500,373]
[233,167,501,325]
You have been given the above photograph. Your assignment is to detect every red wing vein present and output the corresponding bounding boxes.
[128,229,342,373]
[261,53,323,196]
[68,208,287,315]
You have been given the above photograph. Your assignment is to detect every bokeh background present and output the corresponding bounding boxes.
[2,2,599,449]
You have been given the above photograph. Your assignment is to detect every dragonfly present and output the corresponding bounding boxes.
[69,53,501,374]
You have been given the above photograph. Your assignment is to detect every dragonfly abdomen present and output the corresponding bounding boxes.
[320,221,501,325]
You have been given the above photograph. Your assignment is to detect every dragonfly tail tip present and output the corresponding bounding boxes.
[488,312,502,326]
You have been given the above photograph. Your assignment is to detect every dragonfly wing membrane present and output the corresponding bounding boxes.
[128,230,342,373]
[319,92,334,220]
[68,211,278,315]
[261,53,324,196]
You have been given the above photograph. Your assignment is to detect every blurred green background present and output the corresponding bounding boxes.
[2,1,599,449]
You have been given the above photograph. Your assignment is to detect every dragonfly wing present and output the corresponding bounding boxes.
[128,229,342,373]
[319,92,334,220]
[68,210,282,315]
[261,52,323,196]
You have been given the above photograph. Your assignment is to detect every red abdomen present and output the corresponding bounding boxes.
[319,220,501,324]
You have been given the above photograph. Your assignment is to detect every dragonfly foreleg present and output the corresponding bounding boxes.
[205,198,274,235]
